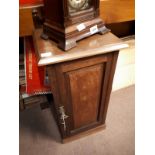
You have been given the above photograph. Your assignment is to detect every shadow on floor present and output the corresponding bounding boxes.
[19,105,61,143]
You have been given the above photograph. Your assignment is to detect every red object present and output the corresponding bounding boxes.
[19,0,43,6]
[25,37,51,95]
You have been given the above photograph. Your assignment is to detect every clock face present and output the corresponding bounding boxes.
[68,0,91,13]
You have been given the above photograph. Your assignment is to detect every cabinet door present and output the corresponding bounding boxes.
[48,52,118,138]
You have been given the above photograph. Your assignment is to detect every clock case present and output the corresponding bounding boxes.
[42,0,109,50]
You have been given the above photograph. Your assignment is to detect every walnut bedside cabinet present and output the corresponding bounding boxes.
[33,29,128,143]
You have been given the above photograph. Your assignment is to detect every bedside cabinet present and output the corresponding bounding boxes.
[33,29,128,142]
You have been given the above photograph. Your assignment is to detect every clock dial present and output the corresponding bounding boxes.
[68,0,91,13]
[68,0,87,10]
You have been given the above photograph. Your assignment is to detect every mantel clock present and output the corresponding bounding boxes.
[42,0,109,50]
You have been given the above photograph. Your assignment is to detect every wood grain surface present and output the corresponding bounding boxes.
[100,0,135,24]
[33,29,128,66]
[19,8,34,37]
[47,52,119,138]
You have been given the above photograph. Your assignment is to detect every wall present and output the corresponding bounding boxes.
[112,36,135,91]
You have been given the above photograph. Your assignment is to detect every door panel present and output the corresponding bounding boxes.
[47,52,119,139]
[65,64,105,129]
[51,53,116,137]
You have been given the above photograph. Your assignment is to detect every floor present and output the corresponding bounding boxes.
[19,85,135,155]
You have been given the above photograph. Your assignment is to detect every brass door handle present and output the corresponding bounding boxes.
[59,106,69,131]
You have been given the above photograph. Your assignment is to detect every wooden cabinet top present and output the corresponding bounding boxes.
[33,29,128,66]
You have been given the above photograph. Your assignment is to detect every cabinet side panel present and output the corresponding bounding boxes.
[66,64,104,129]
